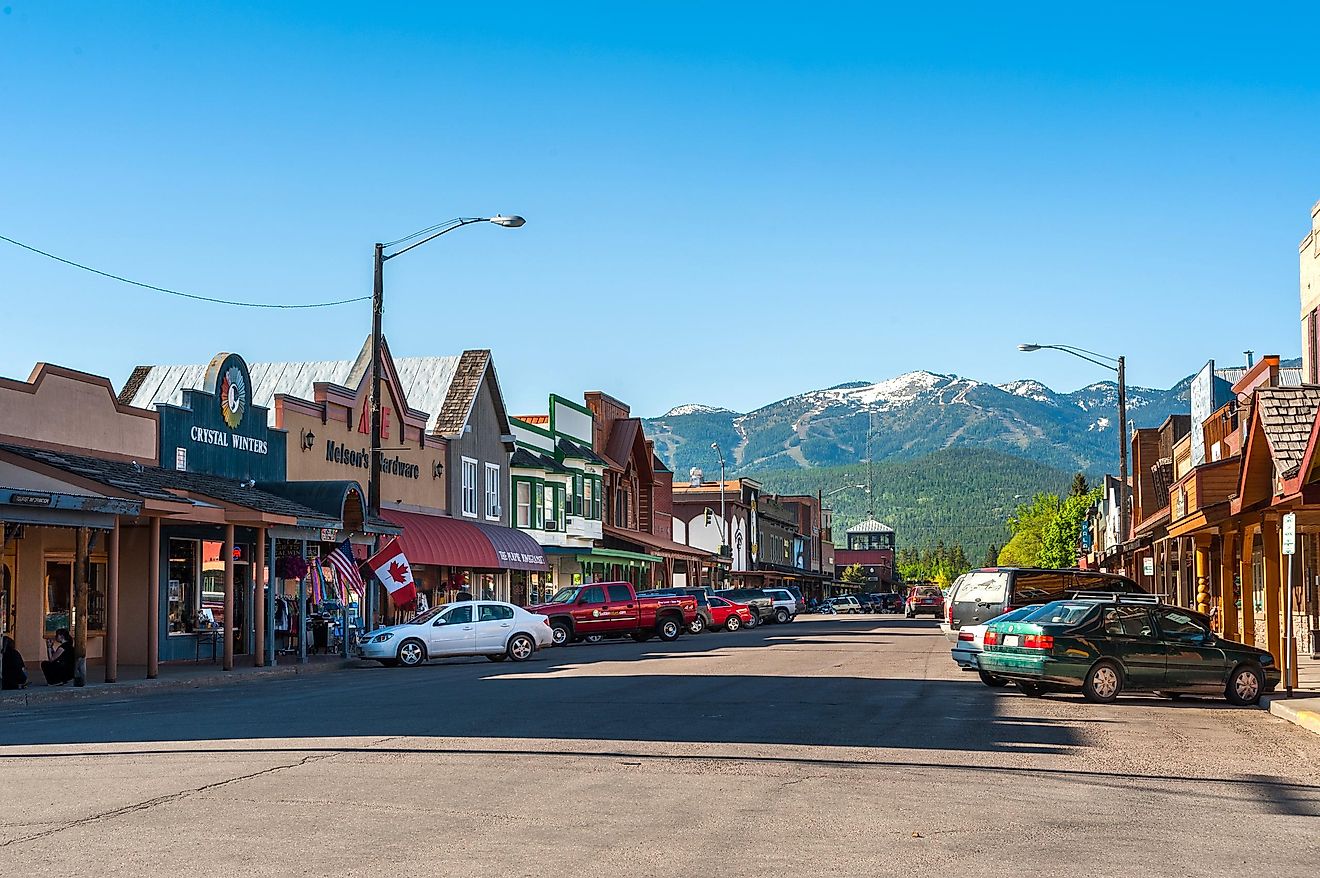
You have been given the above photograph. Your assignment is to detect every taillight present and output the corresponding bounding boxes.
[542,618,552,627]
[957,631,974,642]
[984,630,998,646]
[1023,634,1054,650]
[945,601,954,624]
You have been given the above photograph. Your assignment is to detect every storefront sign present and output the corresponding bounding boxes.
[9,492,52,507]
[320,528,340,542]
[157,352,287,482]
[324,441,420,479]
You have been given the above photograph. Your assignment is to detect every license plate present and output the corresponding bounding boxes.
[921,599,933,604]
[1002,634,1020,647]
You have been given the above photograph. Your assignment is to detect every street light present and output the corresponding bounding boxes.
[711,442,727,558]
[366,216,525,630]
[1019,342,1128,560]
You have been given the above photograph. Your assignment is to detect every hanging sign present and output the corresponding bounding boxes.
[1282,512,1297,556]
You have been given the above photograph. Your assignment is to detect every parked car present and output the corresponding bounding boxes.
[978,595,1280,704]
[528,582,698,645]
[905,585,945,618]
[764,588,800,623]
[853,594,877,612]
[713,588,775,627]
[950,606,1039,686]
[874,592,903,613]
[638,587,715,634]
[780,585,808,615]
[706,595,754,631]
[828,595,863,614]
[357,600,553,667]
[945,567,1144,635]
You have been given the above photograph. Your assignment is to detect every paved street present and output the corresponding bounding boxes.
[2,615,1318,877]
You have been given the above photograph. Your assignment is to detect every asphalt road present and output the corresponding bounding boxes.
[2,615,1318,877]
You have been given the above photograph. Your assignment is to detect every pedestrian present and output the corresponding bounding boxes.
[41,628,75,686]
[1,635,27,690]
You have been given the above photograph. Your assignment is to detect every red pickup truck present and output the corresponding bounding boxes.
[528,581,698,646]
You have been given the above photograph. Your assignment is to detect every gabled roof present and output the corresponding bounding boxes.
[394,349,511,438]
[510,447,572,473]
[1257,386,1320,480]
[847,518,894,535]
[603,418,654,481]
[558,437,606,466]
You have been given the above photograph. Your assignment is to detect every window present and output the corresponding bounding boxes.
[606,584,633,603]
[1102,606,1154,638]
[543,483,555,528]
[1010,571,1070,605]
[461,458,478,517]
[573,474,584,516]
[478,604,514,622]
[516,481,532,528]
[167,539,199,634]
[533,482,545,528]
[437,605,473,625]
[1155,607,1208,643]
[581,585,606,604]
[485,462,501,520]
[585,477,596,520]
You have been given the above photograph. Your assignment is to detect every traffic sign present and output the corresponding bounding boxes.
[1282,512,1297,556]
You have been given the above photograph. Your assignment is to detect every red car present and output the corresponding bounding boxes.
[905,586,945,618]
[706,595,754,631]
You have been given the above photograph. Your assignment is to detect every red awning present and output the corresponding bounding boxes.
[378,510,548,571]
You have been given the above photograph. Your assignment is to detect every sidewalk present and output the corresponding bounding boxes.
[1261,653,1320,737]
[1,653,363,708]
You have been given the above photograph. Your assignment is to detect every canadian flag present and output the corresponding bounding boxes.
[367,537,417,607]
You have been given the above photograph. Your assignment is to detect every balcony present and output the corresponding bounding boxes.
[565,515,603,541]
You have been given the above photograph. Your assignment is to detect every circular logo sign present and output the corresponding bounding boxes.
[218,365,247,429]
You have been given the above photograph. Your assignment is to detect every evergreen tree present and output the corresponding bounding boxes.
[983,543,1000,567]
[1070,472,1090,497]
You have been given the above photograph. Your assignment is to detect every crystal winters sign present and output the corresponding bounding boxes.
[156,352,287,482]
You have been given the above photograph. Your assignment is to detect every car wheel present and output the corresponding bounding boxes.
[1225,665,1264,706]
[1017,681,1047,698]
[397,639,426,668]
[486,654,507,662]
[688,615,706,635]
[978,669,1010,688]
[550,621,572,647]
[584,634,605,644]
[507,633,536,663]
[745,612,759,629]
[725,616,742,632]
[1083,660,1123,704]
[658,618,682,642]
[775,608,790,624]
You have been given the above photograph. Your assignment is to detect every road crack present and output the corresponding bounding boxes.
[0,750,337,849]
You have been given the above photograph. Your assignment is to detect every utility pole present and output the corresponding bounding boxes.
[367,241,385,634]
[1117,356,1129,570]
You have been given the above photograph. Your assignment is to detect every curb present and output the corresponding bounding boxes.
[1260,693,1320,737]
[1,658,364,709]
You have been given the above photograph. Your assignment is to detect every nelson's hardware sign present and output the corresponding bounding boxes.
[157,353,287,482]
[325,440,420,479]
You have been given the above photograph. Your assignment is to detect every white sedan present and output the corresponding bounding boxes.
[950,606,1037,686]
[358,601,554,667]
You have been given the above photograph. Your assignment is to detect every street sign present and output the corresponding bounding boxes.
[1143,557,1154,577]
[1282,513,1297,556]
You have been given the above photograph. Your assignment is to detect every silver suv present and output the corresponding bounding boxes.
[764,588,799,624]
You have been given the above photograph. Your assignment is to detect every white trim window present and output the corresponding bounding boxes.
[485,462,501,521]
[516,481,532,528]
[461,457,478,518]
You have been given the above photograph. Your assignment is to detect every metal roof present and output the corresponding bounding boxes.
[846,518,894,534]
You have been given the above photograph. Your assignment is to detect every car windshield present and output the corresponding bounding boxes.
[548,588,579,603]
[406,605,448,625]
[1023,602,1099,626]
[986,606,1036,625]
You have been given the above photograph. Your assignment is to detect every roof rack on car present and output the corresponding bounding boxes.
[1067,591,1161,604]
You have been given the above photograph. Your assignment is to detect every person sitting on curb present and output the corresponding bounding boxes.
[41,628,75,686]
[1,635,27,690]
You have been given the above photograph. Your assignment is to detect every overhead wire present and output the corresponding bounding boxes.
[0,233,370,309]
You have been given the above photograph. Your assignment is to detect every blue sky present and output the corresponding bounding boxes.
[2,3,1317,416]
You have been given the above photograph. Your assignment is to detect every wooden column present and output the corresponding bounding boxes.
[148,516,160,678]
[1239,526,1255,646]
[73,526,90,687]
[254,527,266,667]
[223,523,235,671]
[1193,535,1213,616]
[1218,529,1238,639]
[105,520,120,683]
[1261,516,1283,663]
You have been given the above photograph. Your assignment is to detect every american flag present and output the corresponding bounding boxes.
[324,538,365,596]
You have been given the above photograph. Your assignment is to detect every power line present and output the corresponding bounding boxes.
[0,233,370,310]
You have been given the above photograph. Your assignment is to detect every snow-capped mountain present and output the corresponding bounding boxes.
[643,369,1197,478]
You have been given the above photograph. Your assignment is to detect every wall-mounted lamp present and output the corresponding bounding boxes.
[300,428,316,450]
[432,461,444,480]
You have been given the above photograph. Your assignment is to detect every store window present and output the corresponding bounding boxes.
[543,484,555,529]
[168,539,199,634]
[461,458,478,517]
[516,481,532,528]
[573,475,584,516]
[584,477,594,520]
[485,462,501,520]
[43,558,108,634]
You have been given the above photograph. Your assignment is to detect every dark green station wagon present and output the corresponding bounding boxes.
[978,595,1280,705]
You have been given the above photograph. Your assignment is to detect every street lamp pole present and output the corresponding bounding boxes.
[712,443,727,569]
[1019,343,1129,566]
[366,216,525,631]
